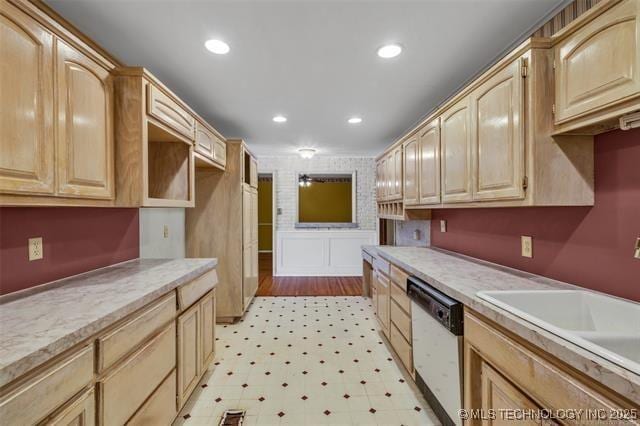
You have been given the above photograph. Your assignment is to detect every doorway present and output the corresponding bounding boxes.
[257,173,275,286]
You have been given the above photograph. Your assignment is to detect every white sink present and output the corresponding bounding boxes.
[477,290,640,375]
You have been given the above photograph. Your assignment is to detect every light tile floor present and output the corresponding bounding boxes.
[175,296,440,426]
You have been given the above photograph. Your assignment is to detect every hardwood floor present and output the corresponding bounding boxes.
[257,252,363,296]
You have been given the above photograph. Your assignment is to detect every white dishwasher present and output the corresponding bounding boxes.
[408,276,464,426]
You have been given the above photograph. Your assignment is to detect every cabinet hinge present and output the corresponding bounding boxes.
[552,60,556,70]
[522,176,529,191]
[552,104,556,115]
[520,58,528,78]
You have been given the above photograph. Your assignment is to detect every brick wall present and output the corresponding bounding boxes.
[258,156,377,230]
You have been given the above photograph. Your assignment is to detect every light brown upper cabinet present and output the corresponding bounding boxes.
[55,39,113,199]
[418,118,441,205]
[553,0,640,134]
[376,39,595,212]
[470,58,525,201]
[441,96,473,203]
[114,68,196,207]
[1,0,115,206]
[378,146,403,202]
[194,120,226,170]
[402,135,419,205]
[0,1,54,197]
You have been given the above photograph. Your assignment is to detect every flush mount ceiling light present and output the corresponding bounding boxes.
[348,117,363,124]
[273,115,287,123]
[298,148,316,159]
[204,39,230,55]
[377,44,402,59]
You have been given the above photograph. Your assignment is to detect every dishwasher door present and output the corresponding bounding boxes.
[411,300,463,426]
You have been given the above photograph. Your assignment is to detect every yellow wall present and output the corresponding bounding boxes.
[299,182,352,223]
[258,180,272,251]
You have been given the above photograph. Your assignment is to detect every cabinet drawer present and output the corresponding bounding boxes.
[127,369,177,426]
[147,84,195,140]
[99,323,176,426]
[195,122,215,159]
[213,137,226,167]
[390,322,413,374]
[0,344,93,425]
[178,269,218,310]
[390,264,408,289]
[390,299,412,342]
[97,293,176,372]
[390,280,411,314]
[373,256,390,276]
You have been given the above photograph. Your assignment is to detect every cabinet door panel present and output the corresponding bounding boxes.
[195,122,215,159]
[472,59,525,201]
[375,271,390,337]
[200,291,215,372]
[441,98,472,203]
[56,40,113,199]
[48,388,95,426]
[418,119,441,204]
[393,146,402,199]
[480,361,540,426]
[555,0,640,123]
[177,304,200,409]
[403,137,418,205]
[213,138,226,167]
[0,3,54,195]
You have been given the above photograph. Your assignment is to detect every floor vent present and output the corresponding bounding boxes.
[219,410,246,426]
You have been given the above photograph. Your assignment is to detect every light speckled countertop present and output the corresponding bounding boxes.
[362,245,639,405]
[0,258,217,388]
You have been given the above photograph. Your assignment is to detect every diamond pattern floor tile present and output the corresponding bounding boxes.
[174,296,440,425]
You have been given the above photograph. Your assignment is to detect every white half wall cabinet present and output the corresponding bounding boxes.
[275,230,377,276]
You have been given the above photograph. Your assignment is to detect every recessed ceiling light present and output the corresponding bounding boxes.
[204,39,230,55]
[273,115,287,123]
[377,44,402,59]
[298,148,316,159]
[348,117,363,124]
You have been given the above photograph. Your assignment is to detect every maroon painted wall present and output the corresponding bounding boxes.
[430,128,640,302]
[0,208,139,295]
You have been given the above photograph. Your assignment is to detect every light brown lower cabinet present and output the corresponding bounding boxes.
[464,308,639,425]
[0,271,218,426]
[177,289,217,410]
[369,258,414,377]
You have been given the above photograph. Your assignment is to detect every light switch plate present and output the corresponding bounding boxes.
[163,225,169,239]
[521,236,533,258]
[440,220,447,233]
[28,237,43,261]
[634,237,640,259]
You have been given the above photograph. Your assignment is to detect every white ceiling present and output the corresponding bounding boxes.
[45,0,566,157]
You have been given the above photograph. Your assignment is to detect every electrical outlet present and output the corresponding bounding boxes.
[28,237,43,261]
[440,220,447,233]
[634,237,640,259]
[521,236,533,258]
[163,225,169,239]
[413,229,421,241]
